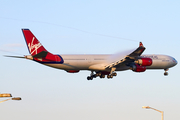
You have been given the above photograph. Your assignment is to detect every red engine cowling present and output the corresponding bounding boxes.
[131,64,146,72]
[135,58,152,66]
[66,70,80,73]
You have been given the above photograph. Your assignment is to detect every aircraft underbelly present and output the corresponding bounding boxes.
[43,60,103,70]
[44,63,89,70]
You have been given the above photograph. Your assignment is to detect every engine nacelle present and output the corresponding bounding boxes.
[131,64,146,72]
[66,70,80,73]
[135,58,152,66]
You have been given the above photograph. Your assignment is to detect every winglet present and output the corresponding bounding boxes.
[139,42,144,47]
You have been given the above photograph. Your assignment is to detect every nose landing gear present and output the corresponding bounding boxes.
[164,69,169,76]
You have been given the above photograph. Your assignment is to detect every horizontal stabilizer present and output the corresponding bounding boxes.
[4,55,25,59]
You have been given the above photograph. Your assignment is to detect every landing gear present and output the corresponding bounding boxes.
[87,71,95,80]
[112,72,117,76]
[100,74,105,78]
[107,75,111,79]
[87,76,93,80]
[107,72,117,79]
[164,72,168,76]
[107,74,113,79]
[164,69,169,76]
[87,71,117,80]
[106,67,117,79]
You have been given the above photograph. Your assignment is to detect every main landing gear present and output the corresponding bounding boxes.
[87,71,117,80]
[107,73,117,79]
[164,69,168,76]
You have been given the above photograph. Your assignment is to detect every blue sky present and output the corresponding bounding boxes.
[0,0,179,120]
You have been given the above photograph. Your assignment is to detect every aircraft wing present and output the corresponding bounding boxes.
[105,42,145,69]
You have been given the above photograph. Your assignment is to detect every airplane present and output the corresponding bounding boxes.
[6,29,177,80]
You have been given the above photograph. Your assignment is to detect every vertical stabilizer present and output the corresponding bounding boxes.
[22,29,63,64]
[22,29,47,56]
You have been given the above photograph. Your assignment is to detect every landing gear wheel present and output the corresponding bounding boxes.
[107,75,111,79]
[87,76,93,80]
[164,72,168,76]
[110,75,113,78]
[92,74,97,78]
[96,73,101,77]
[112,72,117,76]
[107,75,113,79]
[100,74,105,78]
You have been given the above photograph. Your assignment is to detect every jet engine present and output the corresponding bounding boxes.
[135,58,152,66]
[131,64,146,72]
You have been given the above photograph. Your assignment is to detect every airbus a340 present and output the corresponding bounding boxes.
[6,29,177,80]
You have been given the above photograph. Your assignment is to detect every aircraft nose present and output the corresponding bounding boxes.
[171,57,178,66]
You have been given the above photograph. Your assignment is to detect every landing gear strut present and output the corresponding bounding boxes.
[164,69,169,76]
[107,67,117,79]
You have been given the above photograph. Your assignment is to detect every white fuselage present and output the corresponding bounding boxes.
[42,54,177,72]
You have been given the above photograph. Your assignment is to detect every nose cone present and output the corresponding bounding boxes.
[171,57,178,67]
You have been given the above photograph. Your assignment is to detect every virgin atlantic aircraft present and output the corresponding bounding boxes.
[6,29,177,80]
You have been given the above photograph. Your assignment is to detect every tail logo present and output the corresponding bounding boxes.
[28,37,42,55]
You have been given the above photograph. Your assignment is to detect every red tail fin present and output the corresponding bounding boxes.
[22,29,47,56]
[22,29,64,64]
